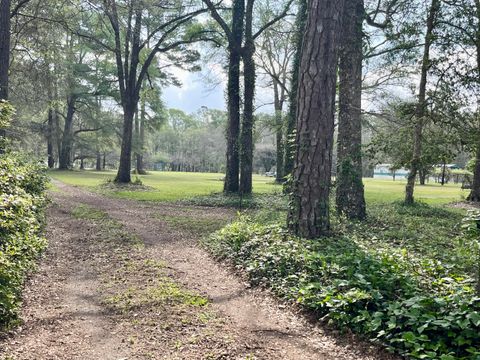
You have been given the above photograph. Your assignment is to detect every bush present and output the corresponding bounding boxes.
[205,214,480,359]
[0,154,48,328]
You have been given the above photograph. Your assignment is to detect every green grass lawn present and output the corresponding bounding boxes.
[49,170,280,202]
[362,178,468,205]
[49,170,468,204]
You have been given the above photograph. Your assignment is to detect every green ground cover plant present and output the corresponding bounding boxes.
[204,202,480,359]
[0,154,48,328]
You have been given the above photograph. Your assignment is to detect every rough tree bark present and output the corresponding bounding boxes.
[58,95,76,170]
[467,0,480,202]
[273,80,284,182]
[203,0,244,192]
[0,0,9,101]
[284,0,307,177]
[335,0,366,220]
[239,0,255,195]
[46,70,56,168]
[405,0,440,204]
[135,95,146,174]
[47,108,55,168]
[96,151,102,171]
[0,0,10,148]
[287,0,345,238]
[223,0,244,193]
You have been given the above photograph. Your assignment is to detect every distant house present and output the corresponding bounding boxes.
[373,164,409,180]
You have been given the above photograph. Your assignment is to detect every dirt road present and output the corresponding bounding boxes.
[0,181,397,360]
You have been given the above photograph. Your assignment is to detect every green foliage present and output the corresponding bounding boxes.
[205,205,480,359]
[0,154,48,329]
[0,101,14,130]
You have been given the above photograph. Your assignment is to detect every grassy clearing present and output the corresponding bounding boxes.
[363,178,467,205]
[50,170,279,202]
[50,170,468,205]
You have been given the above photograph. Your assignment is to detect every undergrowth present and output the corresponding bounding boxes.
[0,154,48,329]
[204,202,480,359]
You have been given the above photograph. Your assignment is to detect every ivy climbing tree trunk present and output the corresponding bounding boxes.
[224,44,243,192]
[273,81,284,182]
[239,0,255,195]
[284,0,307,177]
[405,0,440,204]
[203,0,244,193]
[288,0,345,239]
[335,0,366,220]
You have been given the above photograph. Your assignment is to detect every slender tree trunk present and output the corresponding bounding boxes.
[47,109,55,168]
[96,151,102,171]
[468,0,480,202]
[420,168,427,185]
[239,0,255,195]
[288,0,345,239]
[274,82,284,182]
[58,95,76,170]
[336,0,366,220]
[284,0,307,177]
[468,139,480,201]
[46,69,55,168]
[224,0,245,193]
[103,152,106,170]
[116,100,136,183]
[136,95,146,174]
[405,0,439,204]
[0,0,9,101]
[0,0,10,149]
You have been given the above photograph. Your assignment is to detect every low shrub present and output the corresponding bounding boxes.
[0,154,48,329]
[205,213,480,359]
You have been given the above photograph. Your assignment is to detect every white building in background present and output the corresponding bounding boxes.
[373,164,409,180]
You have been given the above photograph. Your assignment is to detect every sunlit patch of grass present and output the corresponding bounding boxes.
[157,214,227,235]
[71,204,109,221]
[49,170,281,202]
[71,204,142,247]
[51,170,468,205]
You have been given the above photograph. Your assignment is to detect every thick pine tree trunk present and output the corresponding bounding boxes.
[284,0,307,177]
[336,0,366,220]
[288,0,345,239]
[58,96,76,170]
[405,0,439,204]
